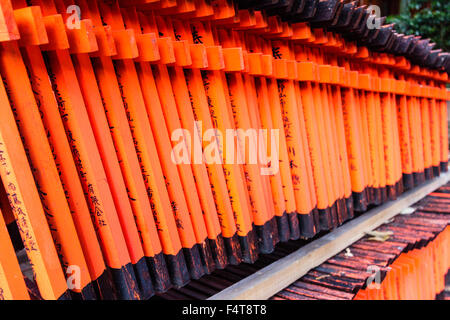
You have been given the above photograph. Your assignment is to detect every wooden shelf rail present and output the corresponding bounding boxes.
[209,169,450,300]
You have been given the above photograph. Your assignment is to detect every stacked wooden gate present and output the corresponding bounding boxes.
[0,0,448,300]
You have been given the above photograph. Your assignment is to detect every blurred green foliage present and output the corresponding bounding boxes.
[387,0,450,51]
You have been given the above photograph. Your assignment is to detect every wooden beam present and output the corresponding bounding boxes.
[209,169,450,300]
